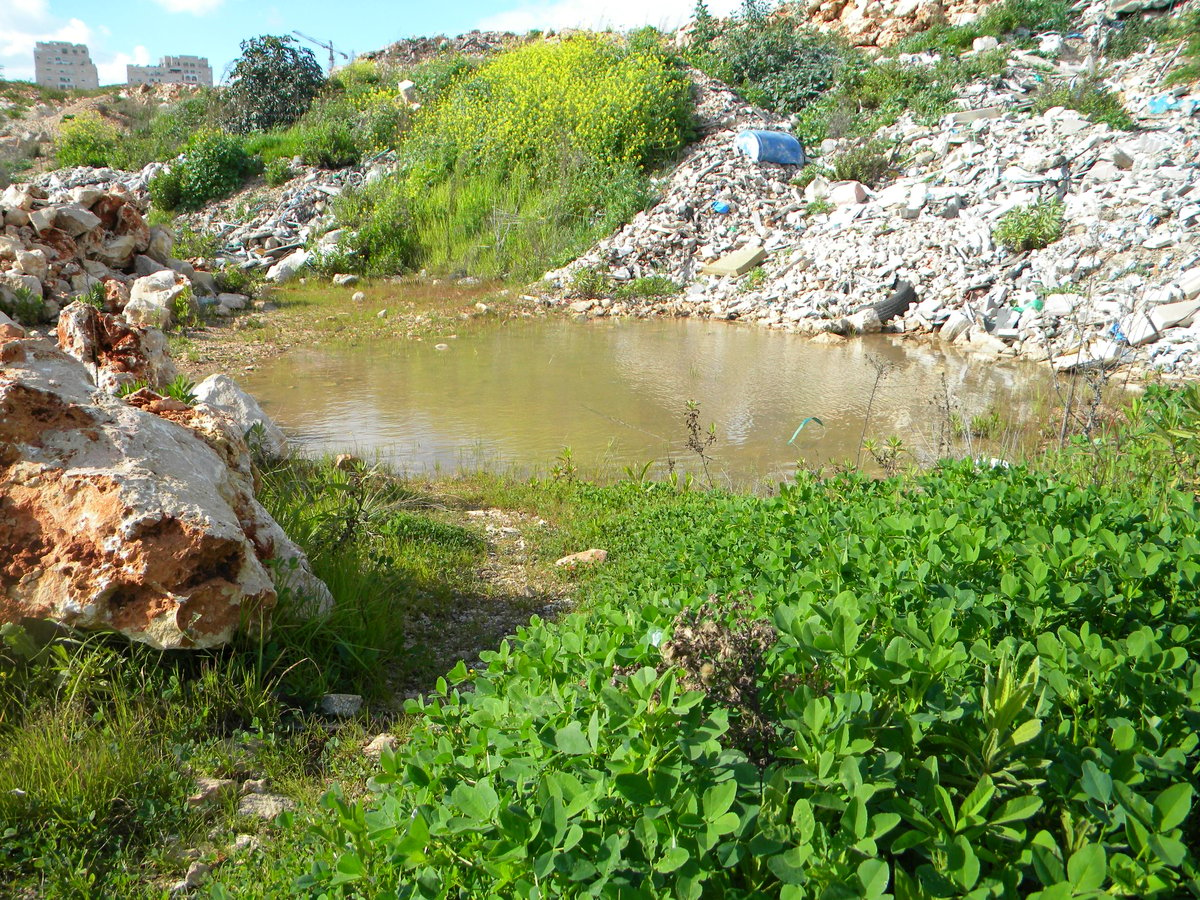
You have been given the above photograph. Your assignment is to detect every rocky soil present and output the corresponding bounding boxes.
[543,28,1200,377]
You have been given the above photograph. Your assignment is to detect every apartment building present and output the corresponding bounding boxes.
[127,55,213,87]
[33,42,100,90]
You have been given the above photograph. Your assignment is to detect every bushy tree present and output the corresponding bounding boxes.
[223,35,325,134]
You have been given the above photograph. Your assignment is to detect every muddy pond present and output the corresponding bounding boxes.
[242,318,1051,486]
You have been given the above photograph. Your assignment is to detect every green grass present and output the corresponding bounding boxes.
[1032,78,1134,130]
[1164,8,1200,87]
[796,50,1009,145]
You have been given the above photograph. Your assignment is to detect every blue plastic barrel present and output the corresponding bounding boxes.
[733,130,806,166]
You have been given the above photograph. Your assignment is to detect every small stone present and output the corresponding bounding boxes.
[241,778,269,795]
[184,862,210,888]
[231,833,258,854]
[364,733,398,760]
[376,308,387,318]
[319,693,363,717]
[187,777,236,808]
[555,548,609,568]
[827,181,868,205]
[333,273,359,286]
[236,792,295,820]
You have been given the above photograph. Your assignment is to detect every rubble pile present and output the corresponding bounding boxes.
[790,0,990,49]
[361,30,525,66]
[174,163,381,280]
[546,42,1200,375]
[784,0,1175,49]
[1,174,253,329]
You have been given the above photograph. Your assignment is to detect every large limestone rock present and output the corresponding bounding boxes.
[55,206,102,237]
[266,249,309,284]
[125,270,192,330]
[194,374,289,459]
[0,331,332,649]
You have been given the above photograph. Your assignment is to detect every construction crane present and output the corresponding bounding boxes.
[292,31,350,74]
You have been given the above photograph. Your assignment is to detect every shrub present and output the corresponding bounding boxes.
[224,35,326,134]
[1032,78,1134,130]
[172,224,222,259]
[0,285,45,325]
[1104,13,1175,60]
[994,198,1066,253]
[79,281,105,309]
[569,265,614,298]
[214,264,265,296]
[148,167,182,211]
[53,112,120,168]
[689,0,852,113]
[296,109,361,168]
[118,91,225,168]
[830,140,896,187]
[149,132,260,212]
[333,37,678,278]
[328,177,420,275]
[265,157,294,186]
[615,274,682,299]
[410,35,691,177]
[975,0,1074,37]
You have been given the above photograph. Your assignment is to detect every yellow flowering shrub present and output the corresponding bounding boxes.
[410,35,691,175]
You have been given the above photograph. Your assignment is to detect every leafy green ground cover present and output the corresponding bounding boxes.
[2,386,1199,896]
[200,385,1200,898]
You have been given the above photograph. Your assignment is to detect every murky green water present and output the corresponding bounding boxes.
[241,318,1047,485]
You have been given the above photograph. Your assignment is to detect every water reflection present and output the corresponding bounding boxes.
[241,318,1044,484]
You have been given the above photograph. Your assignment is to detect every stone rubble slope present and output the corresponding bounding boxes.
[0,307,331,649]
[545,36,1200,375]
[3,169,255,325]
[173,163,380,280]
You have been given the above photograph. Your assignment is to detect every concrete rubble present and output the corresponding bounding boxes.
[543,37,1200,376]
[173,163,380,279]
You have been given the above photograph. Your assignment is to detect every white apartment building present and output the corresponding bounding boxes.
[127,55,214,87]
[34,42,100,91]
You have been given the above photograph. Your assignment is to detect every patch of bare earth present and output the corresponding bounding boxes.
[386,507,575,704]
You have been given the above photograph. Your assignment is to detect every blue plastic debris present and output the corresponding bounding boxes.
[1108,321,1128,343]
[711,200,732,214]
[733,130,806,166]
[1147,95,1182,115]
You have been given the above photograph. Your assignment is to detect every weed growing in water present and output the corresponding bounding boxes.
[684,399,718,487]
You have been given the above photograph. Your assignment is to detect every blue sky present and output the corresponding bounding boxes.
[1,0,742,85]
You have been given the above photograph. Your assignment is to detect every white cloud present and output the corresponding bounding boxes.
[96,44,151,85]
[479,0,741,33]
[0,0,92,81]
[148,0,225,14]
